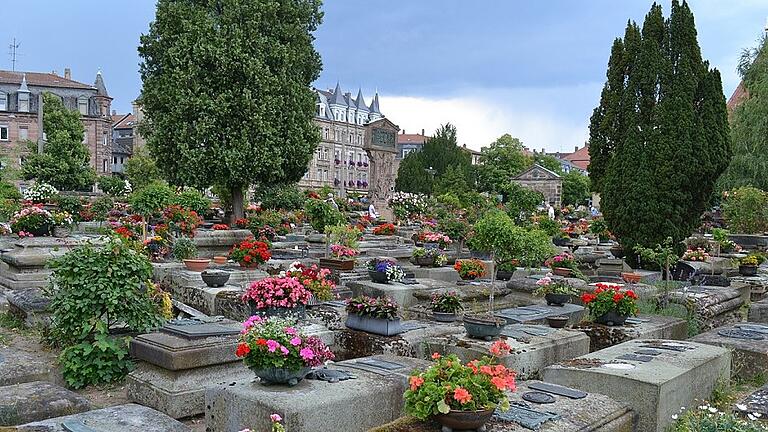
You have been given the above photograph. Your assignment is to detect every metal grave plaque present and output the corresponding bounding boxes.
[634,349,662,356]
[520,326,552,337]
[522,391,556,404]
[718,328,765,341]
[306,368,357,383]
[495,404,560,429]
[400,321,428,332]
[617,353,654,363]
[323,300,347,307]
[528,382,587,399]
[736,324,768,334]
[639,343,690,352]
[162,322,240,339]
[62,421,98,432]
[355,358,405,370]
[400,278,419,285]
[624,317,650,325]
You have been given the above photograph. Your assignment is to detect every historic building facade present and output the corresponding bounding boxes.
[0,69,113,179]
[299,83,390,196]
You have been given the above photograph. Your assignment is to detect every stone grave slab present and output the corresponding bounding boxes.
[667,286,744,331]
[410,266,459,283]
[192,229,252,258]
[346,279,426,309]
[732,274,768,302]
[363,247,414,260]
[6,288,50,326]
[692,323,768,381]
[424,325,590,379]
[749,297,768,324]
[17,403,190,432]
[0,344,59,386]
[495,303,585,326]
[0,381,90,426]
[335,319,463,360]
[574,315,688,352]
[204,355,429,432]
[733,383,768,420]
[596,258,630,277]
[543,339,731,432]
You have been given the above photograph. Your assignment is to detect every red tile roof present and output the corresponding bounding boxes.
[398,133,428,145]
[562,145,590,170]
[727,81,748,112]
[0,70,94,90]
[112,113,135,129]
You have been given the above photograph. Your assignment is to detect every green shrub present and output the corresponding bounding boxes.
[0,181,21,200]
[304,199,345,233]
[59,331,133,389]
[54,195,84,220]
[723,186,768,234]
[91,196,115,222]
[97,176,131,197]
[129,181,175,218]
[538,217,562,237]
[172,237,197,260]
[256,184,305,210]
[0,199,21,222]
[174,189,212,215]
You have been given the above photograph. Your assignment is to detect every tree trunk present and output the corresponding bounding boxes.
[231,187,245,221]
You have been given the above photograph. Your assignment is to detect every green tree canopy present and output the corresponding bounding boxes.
[138,0,323,219]
[532,154,563,175]
[124,147,161,191]
[561,171,591,207]
[476,134,531,193]
[587,1,730,252]
[21,92,95,191]
[433,164,471,196]
[395,124,474,195]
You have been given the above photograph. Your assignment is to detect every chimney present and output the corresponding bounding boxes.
[402,130,405,134]
[111,109,117,116]
[575,145,579,152]
[421,128,425,136]
[64,68,71,80]
[541,147,545,154]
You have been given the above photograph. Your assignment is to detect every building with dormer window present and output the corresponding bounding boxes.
[300,82,391,196]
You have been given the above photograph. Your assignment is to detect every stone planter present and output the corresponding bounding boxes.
[183,258,210,272]
[249,302,306,320]
[319,257,355,271]
[594,311,628,326]
[368,270,389,284]
[547,315,569,328]
[251,366,311,386]
[463,315,505,341]
[740,265,758,276]
[552,267,572,277]
[434,408,495,431]
[415,256,434,267]
[545,293,571,306]
[610,245,625,259]
[432,311,457,323]
[553,237,569,247]
[52,226,70,238]
[213,256,228,265]
[201,270,230,287]
[496,269,515,281]
[345,314,403,336]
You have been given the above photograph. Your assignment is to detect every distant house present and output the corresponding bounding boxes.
[727,81,748,116]
[512,163,562,207]
[111,112,135,174]
[561,144,590,172]
[397,129,428,160]
[461,144,482,165]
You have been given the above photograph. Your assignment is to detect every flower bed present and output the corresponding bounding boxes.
[23,183,58,204]
[229,237,271,267]
[283,261,335,301]
[163,205,202,237]
[373,223,396,235]
[10,205,54,237]
[581,283,638,324]
[330,244,358,259]
[345,295,398,320]
[242,276,312,310]
[454,259,485,280]
[367,258,405,283]
[682,248,709,262]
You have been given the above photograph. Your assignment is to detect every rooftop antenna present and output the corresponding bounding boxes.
[8,38,20,71]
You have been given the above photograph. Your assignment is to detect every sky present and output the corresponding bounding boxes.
[2,1,766,153]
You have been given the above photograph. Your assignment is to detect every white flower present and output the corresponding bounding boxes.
[671,414,678,420]
[736,404,748,411]
[708,407,718,413]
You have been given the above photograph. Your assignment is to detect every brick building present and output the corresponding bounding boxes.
[0,69,113,180]
[512,163,562,207]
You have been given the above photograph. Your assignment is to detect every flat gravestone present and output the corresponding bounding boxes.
[0,345,59,386]
[18,403,190,432]
[543,339,730,432]
[750,297,768,324]
[0,381,90,426]
[692,324,768,381]
[495,304,585,326]
[527,382,587,399]
[346,279,425,309]
[574,315,688,352]
[205,355,429,432]
[161,322,240,339]
[733,384,768,419]
[6,288,50,326]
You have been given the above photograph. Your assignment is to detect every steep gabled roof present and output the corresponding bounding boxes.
[562,145,590,170]
[94,70,109,97]
[513,163,561,180]
[0,70,95,90]
[329,82,344,105]
[727,81,748,112]
[355,88,368,111]
[369,92,381,113]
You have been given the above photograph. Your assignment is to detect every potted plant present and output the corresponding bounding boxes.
[372,223,396,236]
[581,283,638,326]
[284,261,335,302]
[163,205,202,238]
[236,315,334,386]
[545,252,578,277]
[533,276,578,306]
[143,235,171,262]
[201,269,230,287]
[228,237,271,269]
[404,342,516,431]
[23,182,58,204]
[739,254,762,276]
[431,291,463,322]
[681,247,710,262]
[366,258,406,284]
[621,272,642,284]
[495,260,517,281]
[51,211,74,238]
[454,259,486,281]
[174,237,210,271]
[242,275,312,319]
[345,296,403,336]
[412,247,448,268]
[552,230,570,247]
[589,218,610,243]
[10,205,55,237]
[320,244,358,271]
[423,231,453,250]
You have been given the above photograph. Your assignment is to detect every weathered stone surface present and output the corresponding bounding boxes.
[728,234,768,250]
[733,383,768,420]
[0,381,90,426]
[363,247,414,260]
[346,279,424,309]
[192,229,252,258]
[0,344,60,386]
[334,320,463,360]
[543,339,731,432]
[410,266,459,283]
[6,288,50,326]
[18,403,190,431]
[506,276,588,294]
[573,315,688,352]
[425,325,590,379]
[749,297,768,323]
[205,355,429,432]
[596,258,630,277]
[495,303,585,326]
[732,275,768,302]
[692,323,768,381]
[666,286,744,331]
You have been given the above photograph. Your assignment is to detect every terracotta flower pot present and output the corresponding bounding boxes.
[213,256,228,265]
[239,261,260,269]
[621,272,641,284]
[552,267,572,277]
[183,258,210,272]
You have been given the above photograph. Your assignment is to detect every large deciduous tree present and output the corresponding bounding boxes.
[476,134,531,193]
[587,1,730,253]
[138,0,323,219]
[22,93,96,191]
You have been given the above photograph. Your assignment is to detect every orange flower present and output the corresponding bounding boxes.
[480,365,494,375]
[235,343,251,357]
[491,376,508,391]
[431,352,441,360]
[490,340,511,357]
[409,375,424,391]
[453,387,472,404]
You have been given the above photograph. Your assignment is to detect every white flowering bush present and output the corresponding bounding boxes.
[389,192,428,220]
[670,403,767,431]
[23,183,58,203]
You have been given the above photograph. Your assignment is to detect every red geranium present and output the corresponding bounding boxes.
[235,343,251,357]
[228,237,271,267]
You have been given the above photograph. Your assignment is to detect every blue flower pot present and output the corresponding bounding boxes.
[251,366,311,386]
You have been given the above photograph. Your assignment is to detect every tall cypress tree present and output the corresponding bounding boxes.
[590,1,730,252]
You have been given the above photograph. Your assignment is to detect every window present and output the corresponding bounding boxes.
[102,159,108,172]
[103,136,108,146]
[0,92,6,111]
[82,131,87,144]
[316,168,322,180]
[323,170,328,181]
[348,151,354,162]
[77,96,88,115]
[113,156,118,164]
[323,128,329,139]
[0,126,7,141]
[18,126,28,141]
[322,148,329,161]
[18,92,29,112]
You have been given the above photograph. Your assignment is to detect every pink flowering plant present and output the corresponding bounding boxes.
[682,248,709,262]
[242,275,312,309]
[345,295,399,320]
[283,261,336,301]
[544,251,577,270]
[10,205,54,236]
[330,244,358,260]
[236,316,334,372]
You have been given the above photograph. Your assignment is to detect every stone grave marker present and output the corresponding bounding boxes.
[0,343,60,386]
[334,319,462,360]
[749,297,768,323]
[17,403,190,432]
[543,339,731,432]
[205,355,428,432]
[692,323,768,381]
[0,381,90,426]
[573,315,687,352]
[733,383,768,420]
[666,286,745,331]
[495,304,585,326]
[345,279,427,309]
[6,288,50,326]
